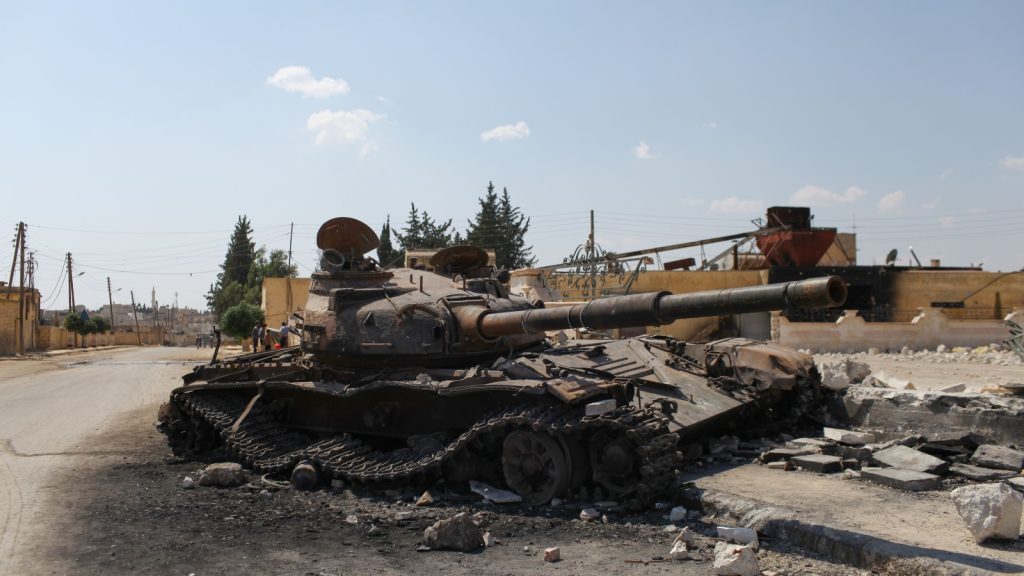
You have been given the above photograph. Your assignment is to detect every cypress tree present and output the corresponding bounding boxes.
[377,216,398,267]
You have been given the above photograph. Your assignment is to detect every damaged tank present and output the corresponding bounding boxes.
[158,217,846,505]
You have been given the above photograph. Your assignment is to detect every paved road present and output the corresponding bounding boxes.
[0,347,207,575]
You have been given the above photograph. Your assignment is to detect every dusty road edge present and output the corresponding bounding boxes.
[700,489,1018,576]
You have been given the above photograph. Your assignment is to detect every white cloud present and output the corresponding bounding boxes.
[634,141,656,160]
[710,196,763,213]
[939,216,956,228]
[375,96,392,104]
[306,109,384,145]
[999,156,1024,171]
[878,190,905,213]
[790,185,867,205]
[267,66,350,99]
[481,121,530,142]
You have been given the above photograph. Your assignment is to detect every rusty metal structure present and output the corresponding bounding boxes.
[158,217,846,505]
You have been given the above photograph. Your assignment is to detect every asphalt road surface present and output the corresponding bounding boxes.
[0,346,206,575]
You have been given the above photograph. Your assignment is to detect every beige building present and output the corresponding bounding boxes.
[0,284,40,355]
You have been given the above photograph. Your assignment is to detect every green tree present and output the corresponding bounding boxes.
[91,316,111,334]
[395,203,453,255]
[464,182,502,254]
[377,216,399,267]
[207,216,257,318]
[246,248,298,304]
[497,186,536,269]
[220,303,265,340]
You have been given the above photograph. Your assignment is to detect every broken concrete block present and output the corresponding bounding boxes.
[423,512,484,551]
[971,445,1024,472]
[761,448,812,462]
[951,483,1024,543]
[791,454,843,473]
[674,526,697,548]
[844,359,872,383]
[937,383,967,393]
[579,507,600,521]
[950,463,1018,481]
[823,427,876,446]
[709,435,740,454]
[713,542,759,576]
[820,365,852,391]
[717,526,759,548]
[766,461,792,471]
[543,547,560,562]
[669,540,693,561]
[668,506,687,522]
[469,480,522,503]
[416,490,435,506]
[925,430,985,448]
[198,462,245,487]
[872,445,948,474]
[861,467,941,491]
[1007,477,1024,493]
[483,531,496,547]
[181,476,195,489]
[791,437,832,448]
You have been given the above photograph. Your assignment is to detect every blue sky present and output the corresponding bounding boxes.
[1,1,1022,309]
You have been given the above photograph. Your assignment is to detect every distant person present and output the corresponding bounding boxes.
[195,335,201,349]
[256,323,266,351]
[251,322,262,353]
[279,321,290,349]
[262,322,273,351]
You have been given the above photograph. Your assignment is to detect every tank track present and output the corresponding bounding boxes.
[167,389,682,503]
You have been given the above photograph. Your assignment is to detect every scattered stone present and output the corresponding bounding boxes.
[550,497,563,507]
[668,506,687,522]
[823,427,875,446]
[394,511,415,521]
[198,462,245,487]
[367,524,380,536]
[842,469,862,480]
[259,489,271,498]
[416,490,435,506]
[1007,477,1024,493]
[971,445,1024,472]
[936,344,947,353]
[766,461,792,471]
[717,526,759,548]
[579,508,600,521]
[674,526,697,548]
[662,524,678,533]
[861,467,941,491]
[761,448,812,463]
[950,463,1018,481]
[181,476,195,489]
[925,430,985,448]
[713,542,759,576]
[820,365,851,391]
[791,438,832,448]
[483,531,496,547]
[710,435,740,454]
[669,540,692,561]
[872,445,948,474]
[791,454,843,473]
[345,514,359,525]
[469,480,522,504]
[937,383,967,393]
[543,547,560,562]
[951,483,1024,543]
[423,512,484,552]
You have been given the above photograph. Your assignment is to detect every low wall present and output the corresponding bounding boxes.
[34,325,164,351]
[774,308,1021,353]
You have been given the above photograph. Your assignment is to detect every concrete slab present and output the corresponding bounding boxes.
[971,445,1024,472]
[861,467,941,491]
[791,454,843,473]
[950,463,1018,481]
[873,445,949,474]
[760,448,812,462]
[688,464,1024,575]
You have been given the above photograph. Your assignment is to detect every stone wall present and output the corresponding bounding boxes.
[34,325,164,351]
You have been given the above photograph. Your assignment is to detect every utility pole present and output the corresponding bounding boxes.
[130,290,142,345]
[67,252,77,348]
[6,222,22,299]
[288,222,294,270]
[17,223,26,354]
[107,277,116,333]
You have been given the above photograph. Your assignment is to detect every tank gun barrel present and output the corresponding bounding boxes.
[478,276,846,338]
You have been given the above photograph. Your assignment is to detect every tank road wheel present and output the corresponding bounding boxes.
[589,431,639,497]
[501,430,570,504]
